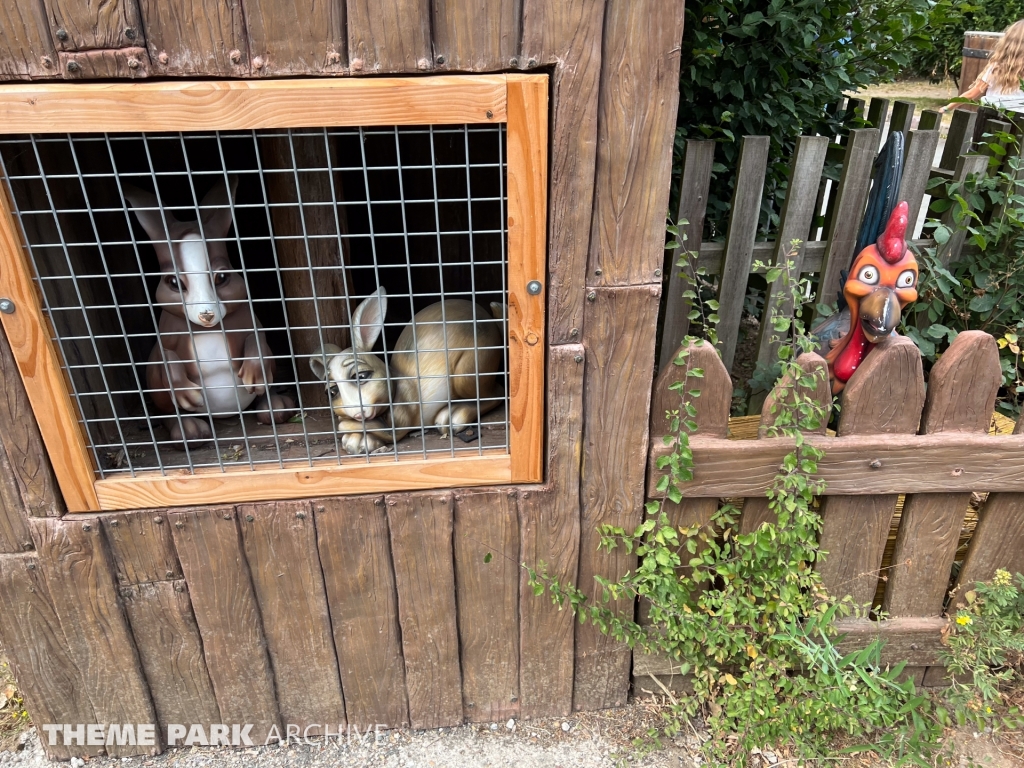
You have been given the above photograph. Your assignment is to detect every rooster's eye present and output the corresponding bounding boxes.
[896,270,916,289]
[857,265,879,285]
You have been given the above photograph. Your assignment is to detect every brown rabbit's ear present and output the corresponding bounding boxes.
[310,343,344,380]
[199,176,238,238]
[489,302,507,321]
[351,288,387,353]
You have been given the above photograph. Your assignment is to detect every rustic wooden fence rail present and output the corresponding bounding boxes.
[639,329,1020,689]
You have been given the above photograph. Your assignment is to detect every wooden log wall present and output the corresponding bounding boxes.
[0,0,690,757]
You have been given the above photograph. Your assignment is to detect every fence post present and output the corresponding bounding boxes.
[898,128,942,232]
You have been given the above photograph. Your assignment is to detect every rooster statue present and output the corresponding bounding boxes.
[819,201,918,394]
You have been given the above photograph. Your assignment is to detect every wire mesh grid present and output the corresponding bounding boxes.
[0,124,510,478]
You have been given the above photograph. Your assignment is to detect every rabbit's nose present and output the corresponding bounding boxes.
[198,310,215,324]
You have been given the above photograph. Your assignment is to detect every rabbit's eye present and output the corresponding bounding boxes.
[165,275,182,291]
[356,370,372,381]
[327,385,339,398]
[214,272,229,287]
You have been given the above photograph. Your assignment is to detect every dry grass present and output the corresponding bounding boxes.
[0,650,31,752]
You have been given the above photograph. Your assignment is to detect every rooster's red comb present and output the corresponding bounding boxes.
[876,201,909,264]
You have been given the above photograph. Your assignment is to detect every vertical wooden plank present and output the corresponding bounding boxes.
[138,0,248,77]
[239,500,346,733]
[897,129,941,233]
[939,110,977,171]
[119,580,220,734]
[587,0,686,286]
[519,343,584,719]
[816,335,925,606]
[432,0,520,72]
[815,128,879,319]
[575,285,660,711]
[715,135,770,372]
[0,0,58,79]
[507,74,548,484]
[753,136,830,372]
[521,0,606,344]
[346,0,430,73]
[31,517,157,757]
[454,489,519,722]
[659,140,715,369]
[41,0,143,50]
[866,97,889,138]
[884,331,1002,617]
[169,506,280,743]
[888,100,915,137]
[386,491,462,729]
[101,510,180,586]
[0,443,33,554]
[0,552,97,760]
[315,495,409,728]
[918,109,942,132]
[937,155,989,267]
[243,0,344,76]
[955,418,1024,594]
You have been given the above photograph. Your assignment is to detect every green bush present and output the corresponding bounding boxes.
[909,1,1024,83]
[676,0,935,237]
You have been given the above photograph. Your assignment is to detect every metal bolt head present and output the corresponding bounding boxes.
[436,54,446,65]
[570,327,579,337]
[527,58,538,68]
[587,291,597,302]
[82,524,91,532]
[153,515,163,524]
[127,57,140,70]
[574,354,583,363]
[165,570,174,578]
[175,521,184,529]
[56,29,69,42]
[327,50,341,65]
[40,56,53,68]
[27,562,36,570]
[510,57,519,67]
[869,459,882,469]
[417,58,430,70]
[109,519,119,527]
[223,513,232,520]
[124,27,136,39]
[229,49,242,64]
[174,584,184,593]
[252,56,265,70]
[0,299,15,314]
[66,60,80,73]
[527,280,543,295]
[486,110,494,119]
[594,268,602,276]
[655,268,662,277]
[296,511,306,520]
[246,514,254,523]
[23,542,32,551]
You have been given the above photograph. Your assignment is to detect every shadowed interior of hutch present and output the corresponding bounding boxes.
[0,125,510,477]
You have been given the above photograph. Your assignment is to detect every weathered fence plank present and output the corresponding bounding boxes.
[347,0,430,73]
[659,140,716,369]
[939,110,978,171]
[42,0,143,51]
[0,445,32,554]
[0,552,98,760]
[576,285,660,710]
[239,500,346,733]
[816,128,879,318]
[243,0,343,75]
[169,507,280,743]
[918,109,942,132]
[316,495,409,728]
[101,510,180,586]
[887,100,915,137]
[138,0,248,76]
[884,332,1002,617]
[898,129,942,232]
[454,489,520,723]
[816,335,925,606]
[835,617,947,666]
[0,0,57,79]
[32,517,157,757]
[715,135,770,371]
[587,0,686,286]
[58,47,150,78]
[432,0,519,71]
[956,416,1024,594]
[519,343,584,719]
[387,492,462,729]
[520,0,605,343]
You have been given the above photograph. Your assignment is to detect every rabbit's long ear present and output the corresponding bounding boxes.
[310,343,344,380]
[199,176,238,238]
[123,184,178,243]
[351,288,387,352]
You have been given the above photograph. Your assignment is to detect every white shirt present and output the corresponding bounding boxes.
[981,63,1024,112]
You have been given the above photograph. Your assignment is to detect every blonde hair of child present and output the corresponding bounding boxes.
[988,20,1024,93]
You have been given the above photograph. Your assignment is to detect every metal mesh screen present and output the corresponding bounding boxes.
[0,125,510,478]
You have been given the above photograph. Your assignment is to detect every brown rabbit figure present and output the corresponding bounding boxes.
[125,179,295,448]
[310,288,505,455]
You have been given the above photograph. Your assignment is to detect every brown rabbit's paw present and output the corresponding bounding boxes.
[436,403,478,437]
[341,431,387,455]
[256,393,296,425]
[167,416,212,450]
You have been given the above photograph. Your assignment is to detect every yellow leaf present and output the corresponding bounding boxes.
[746,645,758,659]
[723,673,738,685]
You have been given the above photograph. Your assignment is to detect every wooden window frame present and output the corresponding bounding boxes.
[0,74,547,513]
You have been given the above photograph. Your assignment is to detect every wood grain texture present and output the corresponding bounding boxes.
[243,0,344,76]
[754,136,830,372]
[648,433,1024,498]
[169,507,280,743]
[887,100,915,137]
[139,0,248,77]
[956,416,1024,594]
[834,617,948,667]
[521,0,605,344]
[507,74,548,483]
[576,286,659,711]
[347,0,430,73]
[518,344,583,719]
[0,442,33,553]
[0,176,98,512]
[59,47,149,79]
[815,129,880,317]
[239,500,345,732]
[94,452,512,511]
[0,312,61,517]
[918,109,941,131]
[0,76,507,134]
[897,129,941,232]
[715,136,770,371]
[42,0,142,50]
[650,339,731,439]
[315,495,409,728]
[432,0,520,72]
[939,110,978,170]
[101,510,180,586]
[119,580,220,733]
[453,489,519,722]
[386,492,462,729]
[885,331,1002,617]
[31,517,156,757]
[0,0,58,80]
[587,0,686,286]
[0,552,97,760]
[816,335,925,605]
[659,140,716,366]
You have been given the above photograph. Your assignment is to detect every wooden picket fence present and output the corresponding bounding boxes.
[638,330,1024,689]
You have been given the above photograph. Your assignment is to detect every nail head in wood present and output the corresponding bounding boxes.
[223,513,232,520]
[527,280,543,295]
[127,57,140,70]
[570,327,579,337]
[229,49,242,64]
[153,516,163,524]
[417,58,429,70]
[125,27,136,39]
[158,52,169,65]
[27,562,35,570]
[56,29,68,41]
[245,514,254,522]
[253,56,265,70]
[436,55,446,65]
[594,268,602,276]
[486,110,494,119]
[315,505,325,513]
[296,511,306,519]
[165,570,173,578]
[174,584,184,593]
[175,521,183,529]
[587,291,596,302]
[869,459,882,469]
[527,58,538,68]
[40,56,52,68]
[82,524,91,531]
[574,354,583,363]
[655,269,662,277]
[510,58,519,67]
[952,467,964,476]
[327,51,341,65]
[23,542,32,551]
[109,519,119,527]
[351,58,364,71]
[66,61,80,73]
[0,299,14,314]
